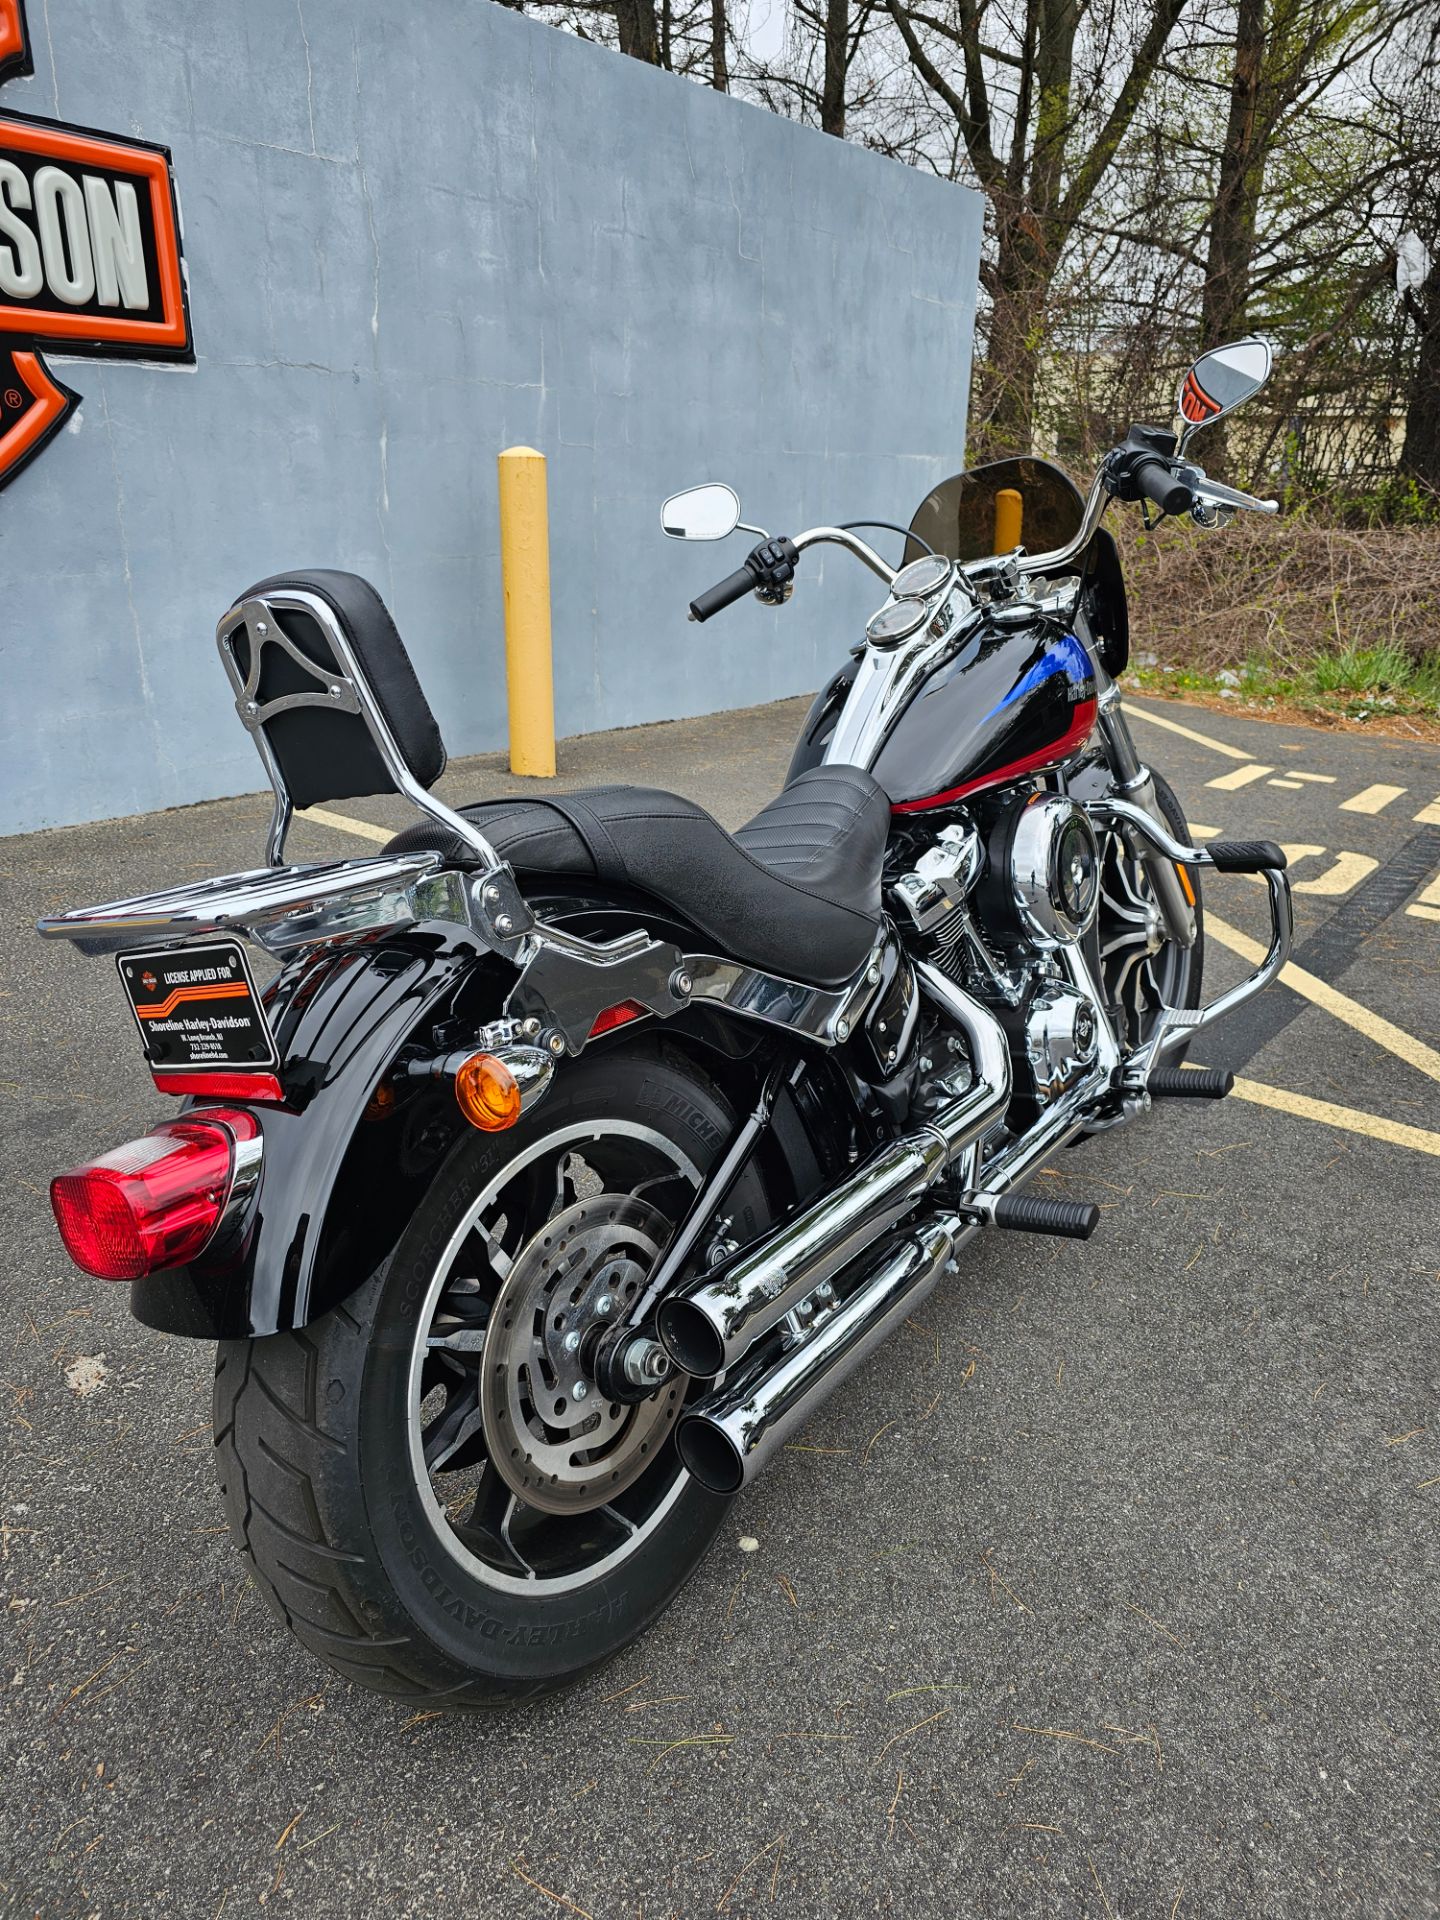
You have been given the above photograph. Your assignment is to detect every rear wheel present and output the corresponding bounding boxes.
[213,1045,771,1708]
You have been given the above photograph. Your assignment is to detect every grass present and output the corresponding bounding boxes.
[1113,513,1440,731]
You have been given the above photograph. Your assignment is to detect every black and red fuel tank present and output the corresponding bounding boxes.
[787,619,1099,810]
[872,620,1098,813]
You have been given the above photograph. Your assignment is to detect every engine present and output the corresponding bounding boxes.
[890,794,1104,1120]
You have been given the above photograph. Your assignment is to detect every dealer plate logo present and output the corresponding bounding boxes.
[0,0,193,491]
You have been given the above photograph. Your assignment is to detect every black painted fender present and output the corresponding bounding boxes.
[130,925,488,1340]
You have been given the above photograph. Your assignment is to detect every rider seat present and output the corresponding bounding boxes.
[218,567,890,989]
[384,767,890,987]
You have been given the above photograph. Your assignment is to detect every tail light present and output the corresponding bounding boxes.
[49,1109,261,1281]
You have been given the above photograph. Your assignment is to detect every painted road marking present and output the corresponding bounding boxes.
[1340,783,1407,815]
[1416,797,1440,825]
[296,805,393,844]
[1291,771,1336,784]
[1235,845,1381,897]
[1207,763,1273,791]
[1268,778,1303,790]
[1206,911,1440,1086]
[1125,704,1252,759]
[1289,849,1379,896]
[1408,872,1440,922]
[1226,1076,1440,1159]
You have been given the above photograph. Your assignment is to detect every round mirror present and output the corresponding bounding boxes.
[661,483,741,542]
[1178,336,1273,442]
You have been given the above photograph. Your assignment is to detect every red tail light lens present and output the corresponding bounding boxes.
[49,1112,259,1281]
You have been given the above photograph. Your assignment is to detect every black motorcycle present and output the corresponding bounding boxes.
[41,337,1292,1706]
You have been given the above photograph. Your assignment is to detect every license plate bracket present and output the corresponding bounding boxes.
[117,940,278,1077]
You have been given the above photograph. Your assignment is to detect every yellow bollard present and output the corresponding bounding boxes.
[497,446,556,778]
[993,486,1023,555]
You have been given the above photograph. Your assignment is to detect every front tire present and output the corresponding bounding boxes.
[213,1044,770,1708]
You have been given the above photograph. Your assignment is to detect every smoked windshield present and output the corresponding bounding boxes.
[906,456,1085,565]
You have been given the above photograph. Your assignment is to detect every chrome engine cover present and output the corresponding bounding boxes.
[1024,982,1100,1102]
[1006,795,1102,948]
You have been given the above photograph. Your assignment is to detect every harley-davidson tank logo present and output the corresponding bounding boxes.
[0,0,192,491]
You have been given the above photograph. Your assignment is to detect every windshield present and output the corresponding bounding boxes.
[907,456,1086,565]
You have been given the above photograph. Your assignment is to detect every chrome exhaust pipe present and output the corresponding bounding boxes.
[675,1211,969,1494]
[656,989,1009,1379]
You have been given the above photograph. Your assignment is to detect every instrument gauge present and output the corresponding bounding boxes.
[866,598,929,646]
[891,554,955,601]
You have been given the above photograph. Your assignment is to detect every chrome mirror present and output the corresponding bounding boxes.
[1176,336,1272,453]
[661,483,741,541]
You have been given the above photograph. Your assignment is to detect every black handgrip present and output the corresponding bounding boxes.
[1133,455,1194,517]
[1207,839,1288,873]
[689,566,758,624]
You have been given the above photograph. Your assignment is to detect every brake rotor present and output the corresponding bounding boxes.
[478,1193,683,1516]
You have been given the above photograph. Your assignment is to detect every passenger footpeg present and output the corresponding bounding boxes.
[1147,1067,1233,1099]
[990,1194,1100,1239]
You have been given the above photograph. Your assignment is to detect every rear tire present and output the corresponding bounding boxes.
[213,1044,769,1708]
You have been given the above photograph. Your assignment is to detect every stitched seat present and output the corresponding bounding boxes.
[384,765,891,987]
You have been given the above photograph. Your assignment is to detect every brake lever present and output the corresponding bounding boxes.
[1180,466,1279,516]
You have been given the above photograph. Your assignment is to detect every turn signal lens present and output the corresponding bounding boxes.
[49,1113,257,1280]
[453,1052,522,1132]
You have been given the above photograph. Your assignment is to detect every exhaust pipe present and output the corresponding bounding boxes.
[675,1211,969,1494]
[656,988,1008,1380]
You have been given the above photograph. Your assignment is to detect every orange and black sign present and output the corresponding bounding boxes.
[0,0,192,490]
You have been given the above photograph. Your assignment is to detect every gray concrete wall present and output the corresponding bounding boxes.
[0,0,981,835]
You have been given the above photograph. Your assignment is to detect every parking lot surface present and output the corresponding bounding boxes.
[3,695,1439,1918]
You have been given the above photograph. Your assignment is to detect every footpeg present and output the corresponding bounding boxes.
[1206,839,1287,873]
[1147,1067,1233,1099]
[990,1194,1100,1239]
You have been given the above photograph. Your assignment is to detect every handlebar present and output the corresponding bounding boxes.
[1133,457,1194,517]
[689,566,760,624]
[682,437,1279,622]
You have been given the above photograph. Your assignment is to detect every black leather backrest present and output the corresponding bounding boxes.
[230,569,446,808]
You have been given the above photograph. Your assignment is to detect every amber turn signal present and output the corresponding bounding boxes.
[453,1051,523,1131]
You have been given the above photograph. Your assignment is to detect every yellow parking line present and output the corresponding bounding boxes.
[1125,704,1253,760]
[1340,783,1407,815]
[1416,797,1440,825]
[1227,1076,1440,1159]
[1207,763,1273,791]
[1205,911,1440,1085]
[295,805,394,845]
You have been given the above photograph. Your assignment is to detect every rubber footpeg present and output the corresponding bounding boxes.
[1148,1068,1233,1099]
[1206,839,1287,873]
[991,1194,1100,1240]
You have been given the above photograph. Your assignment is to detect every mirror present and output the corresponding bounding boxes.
[662,483,741,541]
[1176,336,1273,450]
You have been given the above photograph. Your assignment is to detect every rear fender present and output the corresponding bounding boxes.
[130,926,488,1340]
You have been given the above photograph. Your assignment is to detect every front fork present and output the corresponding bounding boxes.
[1094,681,1199,950]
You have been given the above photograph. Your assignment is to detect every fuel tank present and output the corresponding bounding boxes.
[877,622,1099,812]
[792,621,1099,812]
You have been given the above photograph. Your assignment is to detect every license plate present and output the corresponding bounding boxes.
[117,940,278,1076]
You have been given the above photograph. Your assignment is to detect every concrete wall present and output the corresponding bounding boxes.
[0,0,981,834]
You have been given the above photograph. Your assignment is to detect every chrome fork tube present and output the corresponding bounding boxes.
[1095,685,1198,949]
[656,985,1010,1379]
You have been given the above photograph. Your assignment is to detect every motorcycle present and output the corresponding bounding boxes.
[39,337,1292,1707]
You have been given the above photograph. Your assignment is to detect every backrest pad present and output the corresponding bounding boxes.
[223,568,446,808]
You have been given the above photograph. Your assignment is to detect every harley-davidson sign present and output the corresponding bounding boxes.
[0,0,192,490]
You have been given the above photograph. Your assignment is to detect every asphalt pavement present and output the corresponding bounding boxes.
[2,694,1439,1919]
